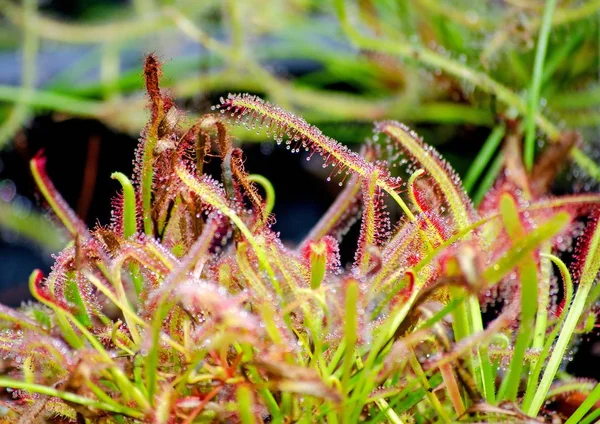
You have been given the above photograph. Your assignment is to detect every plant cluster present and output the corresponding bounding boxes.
[1,55,600,423]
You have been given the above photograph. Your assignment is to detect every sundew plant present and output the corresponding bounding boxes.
[2,55,600,423]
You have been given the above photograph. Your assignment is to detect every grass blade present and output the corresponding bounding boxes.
[524,0,558,170]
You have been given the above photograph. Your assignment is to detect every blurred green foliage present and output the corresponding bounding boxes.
[0,0,598,143]
[1,0,600,252]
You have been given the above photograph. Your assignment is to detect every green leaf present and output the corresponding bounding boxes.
[482,212,570,286]
[497,194,539,401]
[64,274,92,327]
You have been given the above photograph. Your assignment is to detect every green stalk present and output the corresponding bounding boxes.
[463,124,505,193]
[100,42,121,100]
[354,346,404,423]
[449,286,477,394]
[29,271,150,411]
[522,254,573,411]
[0,378,144,418]
[111,173,137,238]
[531,245,552,357]
[468,295,495,404]
[565,383,600,424]
[497,257,537,401]
[29,271,83,349]
[327,341,346,376]
[64,274,92,327]
[473,153,504,206]
[373,398,404,424]
[497,194,538,401]
[526,280,595,415]
[247,174,276,217]
[85,380,127,410]
[240,344,281,420]
[540,28,584,86]
[527,214,600,415]
[146,300,169,402]
[524,0,558,170]
[309,247,327,290]
[0,85,104,116]
[348,288,421,422]
[236,385,257,424]
[225,0,243,60]
[111,172,143,296]
[571,148,600,182]
[449,287,470,342]
[408,351,451,423]
[580,406,600,424]
[554,85,600,110]
[341,280,359,412]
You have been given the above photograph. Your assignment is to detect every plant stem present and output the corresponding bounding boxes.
[497,256,537,401]
[463,124,505,193]
[0,378,144,418]
[100,42,121,101]
[248,174,276,217]
[408,351,451,423]
[236,385,257,424]
[110,172,143,297]
[580,406,600,424]
[467,295,495,404]
[0,83,494,136]
[522,255,573,411]
[0,85,104,116]
[225,0,243,60]
[570,147,600,181]
[527,215,600,415]
[541,27,584,85]
[565,382,600,424]
[553,85,600,109]
[473,153,504,206]
[496,194,539,401]
[526,281,593,415]
[524,0,558,171]
[531,245,551,354]
[341,280,359,402]
[111,173,137,238]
